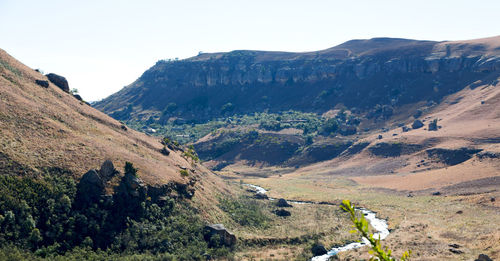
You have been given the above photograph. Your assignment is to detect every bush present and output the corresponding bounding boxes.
[219,196,270,228]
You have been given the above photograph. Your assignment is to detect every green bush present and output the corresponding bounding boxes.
[219,196,270,228]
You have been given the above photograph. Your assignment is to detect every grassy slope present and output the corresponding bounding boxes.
[0,48,230,221]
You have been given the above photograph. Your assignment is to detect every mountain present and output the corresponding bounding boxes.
[95,36,500,123]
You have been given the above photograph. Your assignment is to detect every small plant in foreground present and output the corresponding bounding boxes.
[340,200,411,261]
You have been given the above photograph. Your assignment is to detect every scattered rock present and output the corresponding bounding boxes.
[481,100,485,104]
[402,126,410,132]
[377,134,383,139]
[491,197,495,202]
[35,79,49,88]
[276,198,293,208]
[204,224,236,247]
[120,125,127,131]
[412,119,424,129]
[432,191,441,196]
[456,210,463,214]
[311,243,328,256]
[274,209,291,217]
[407,193,414,197]
[449,243,461,248]
[475,254,493,261]
[46,73,70,92]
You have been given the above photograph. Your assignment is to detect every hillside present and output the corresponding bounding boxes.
[0,48,242,259]
[95,36,500,124]
[0,48,214,185]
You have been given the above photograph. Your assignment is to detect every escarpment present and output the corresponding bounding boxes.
[95,37,500,122]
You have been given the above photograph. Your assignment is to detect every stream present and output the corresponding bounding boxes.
[244,184,390,260]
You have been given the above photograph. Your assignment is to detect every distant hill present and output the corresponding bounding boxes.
[95,36,500,123]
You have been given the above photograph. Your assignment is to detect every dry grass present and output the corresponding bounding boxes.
[0,48,232,219]
[220,184,356,260]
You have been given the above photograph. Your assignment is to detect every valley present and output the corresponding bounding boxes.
[94,36,500,260]
[1,35,499,261]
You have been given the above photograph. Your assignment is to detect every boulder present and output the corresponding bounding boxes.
[412,119,424,129]
[35,79,49,88]
[46,73,69,92]
[121,171,147,199]
[475,254,493,261]
[75,169,105,208]
[73,94,83,101]
[254,192,268,200]
[274,209,291,217]
[204,224,236,247]
[99,160,118,182]
[160,146,170,156]
[428,119,438,131]
[276,198,292,207]
[402,126,410,132]
[311,243,328,256]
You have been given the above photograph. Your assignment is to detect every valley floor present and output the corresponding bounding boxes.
[215,165,500,260]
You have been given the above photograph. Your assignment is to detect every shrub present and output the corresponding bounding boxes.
[218,196,270,228]
[180,169,189,177]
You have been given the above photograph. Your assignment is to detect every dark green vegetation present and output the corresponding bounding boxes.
[218,196,270,228]
[0,164,230,260]
[126,110,329,144]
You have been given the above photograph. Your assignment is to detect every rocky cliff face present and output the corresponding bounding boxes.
[95,37,500,122]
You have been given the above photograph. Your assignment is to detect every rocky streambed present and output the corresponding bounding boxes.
[244,184,390,260]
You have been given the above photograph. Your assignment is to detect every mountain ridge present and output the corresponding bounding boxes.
[94,36,500,124]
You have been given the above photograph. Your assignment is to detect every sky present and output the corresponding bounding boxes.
[1,0,499,101]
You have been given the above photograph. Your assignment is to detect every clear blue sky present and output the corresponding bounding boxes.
[1,0,499,101]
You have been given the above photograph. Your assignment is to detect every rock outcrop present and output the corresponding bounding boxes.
[204,224,237,247]
[311,243,328,256]
[412,120,424,129]
[274,209,291,217]
[276,198,293,208]
[46,73,69,93]
[35,79,49,88]
[99,160,118,183]
[75,169,105,208]
[475,254,493,261]
[95,37,500,123]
